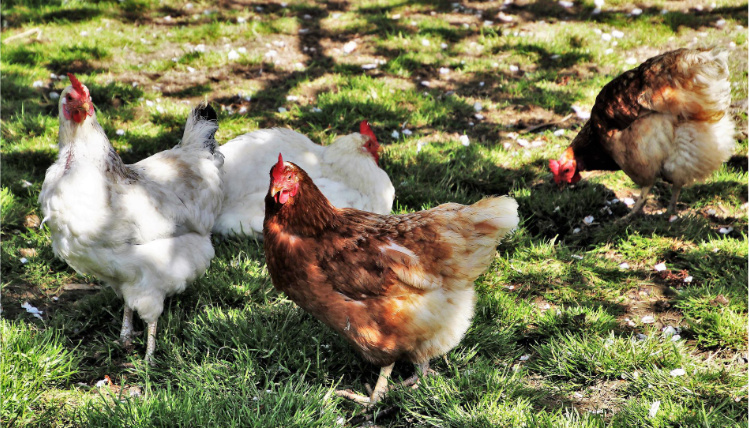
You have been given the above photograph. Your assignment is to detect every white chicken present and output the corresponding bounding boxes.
[39,73,224,362]
[213,121,395,238]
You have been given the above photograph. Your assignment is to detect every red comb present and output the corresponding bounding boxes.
[67,73,85,93]
[360,120,376,141]
[272,153,285,181]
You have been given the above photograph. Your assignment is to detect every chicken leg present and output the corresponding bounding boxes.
[667,185,682,214]
[335,362,432,406]
[621,184,653,221]
[120,306,134,347]
[144,321,158,364]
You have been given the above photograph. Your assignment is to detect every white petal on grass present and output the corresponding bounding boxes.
[662,326,677,337]
[654,263,667,272]
[670,368,686,377]
[227,50,240,61]
[439,67,450,74]
[636,333,647,341]
[416,141,426,153]
[421,39,430,46]
[277,107,287,113]
[519,354,530,361]
[509,64,519,72]
[265,50,278,58]
[684,276,693,283]
[612,30,624,38]
[391,130,400,139]
[625,57,638,65]
[649,400,661,418]
[572,227,581,234]
[669,215,678,222]
[361,63,378,70]
[286,95,299,102]
[475,113,484,120]
[237,47,247,54]
[630,7,642,15]
[116,129,125,136]
[497,12,513,22]
[719,227,733,234]
[479,81,485,87]
[459,135,470,146]
[473,102,483,112]
[33,80,44,88]
[402,129,413,136]
[619,262,630,269]
[49,92,60,99]
[671,334,681,342]
[420,80,431,87]
[642,315,655,324]
[237,16,246,23]
[583,215,594,225]
[559,0,574,8]
[623,197,635,207]
[571,105,591,120]
[21,301,43,319]
[95,378,109,388]
[342,41,357,54]
[440,42,448,49]
[553,129,565,136]
[194,44,206,53]
[601,33,612,41]
[571,254,584,260]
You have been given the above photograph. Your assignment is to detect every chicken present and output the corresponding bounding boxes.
[263,154,519,405]
[549,48,735,219]
[213,121,394,238]
[39,74,224,362]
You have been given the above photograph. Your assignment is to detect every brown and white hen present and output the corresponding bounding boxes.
[550,48,735,219]
[263,154,518,405]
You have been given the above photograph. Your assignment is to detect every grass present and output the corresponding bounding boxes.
[1,0,747,426]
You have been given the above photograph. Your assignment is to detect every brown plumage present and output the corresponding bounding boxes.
[263,154,519,405]
[550,48,736,218]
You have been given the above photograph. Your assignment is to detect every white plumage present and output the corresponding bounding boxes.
[214,124,395,238]
[39,75,223,362]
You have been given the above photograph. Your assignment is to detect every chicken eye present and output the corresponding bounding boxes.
[66,94,72,101]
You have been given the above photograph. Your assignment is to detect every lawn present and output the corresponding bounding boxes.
[1,0,747,426]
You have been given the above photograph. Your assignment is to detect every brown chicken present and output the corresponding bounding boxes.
[263,154,519,405]
[549,48,735,219]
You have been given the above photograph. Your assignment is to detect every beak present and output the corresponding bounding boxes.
[82,102,90,113]
[270,183,281,199]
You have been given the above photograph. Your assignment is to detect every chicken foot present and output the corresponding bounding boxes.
[144,321,158,365]
[336,362,433,406]
[120,307,134,348]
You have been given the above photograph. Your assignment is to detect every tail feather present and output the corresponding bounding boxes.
[642,48,731,122]
[466,196,520,240]
[439,196,519,285]
[180,103,220,153]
